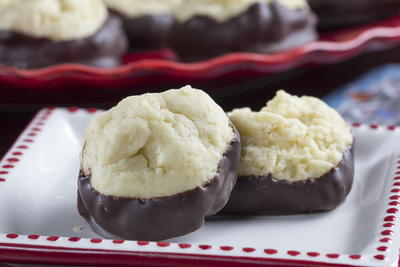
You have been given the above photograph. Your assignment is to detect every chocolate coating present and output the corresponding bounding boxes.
[222,144,354,215]
[112,11,175,51]
[308,0,400,30]
[0,15,128,69]
[78,126,241,241]
[168,1,317,61]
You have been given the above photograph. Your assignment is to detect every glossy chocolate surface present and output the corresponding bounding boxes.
[112,11,175,51]
[78,126,241,241]
[0,15,128,69]
[309,0,400,29]
[222,144,354,215]
[168,1,317,61]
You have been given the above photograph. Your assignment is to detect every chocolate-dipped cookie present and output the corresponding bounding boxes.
[0,0,128,69]
[168,0,317,61]
[223,90,354,215]
[308,0,400,30]
[105,0,181,51]
[78,86,241,241]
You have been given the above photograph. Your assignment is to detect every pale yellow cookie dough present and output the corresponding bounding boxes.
[229,90,352,181]
[0,0,107,41]
[104,0,182,18]
[82,86,235,199]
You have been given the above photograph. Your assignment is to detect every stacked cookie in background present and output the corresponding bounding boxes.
[107,0,319,61]
[0,0,128,68]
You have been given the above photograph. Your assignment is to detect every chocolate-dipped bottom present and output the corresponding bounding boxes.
[309,0,400,30]
[222,144,354,215]
[168,1,317,61]
[78,126,241,241]
[112,11,175,51]
[0,15,128,69]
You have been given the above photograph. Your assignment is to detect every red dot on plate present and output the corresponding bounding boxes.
[12,152,22,156]
[383,222,395,227]
[352,123,362,127]
[370,124,379,129]
[307,252,320,257]
[379,238,392,243]
[243,247,255,253]
[326,253,340,259]
[0,178,5,182]
[68,237,80,242]
[179,243,191,249]
[220,246,233,251]
[390,195,400,200]
[349,255,361,260]
[28,235,39,240]
[388,125,396,131]
[376,246,388,252]
[32,128,41,132]
[17,145,28,149]
[387,208,398,214]
[199,244,211,250]
[6,234,18,239]
[374,254,386,260]
[68,107,79,112]
[396,171,400,175]
[264,249,277,255]
[288,250,300,256]
[137,241,149,246]
[112,240,125,244]
[36,122,45,126]
[393,182,400,186]
[90,238,102,243]
[381,230,393,236]
[2,165,13,169]
[0,171,8,175]
[7,158,19,163]
[46,236,59,241]
[28,133,37,137]
[87,108,98,113]
[23,139,34,143]
[394,177,400,180]
[389,201,400,206]
[157,242,170,247]
[385,215,397,222]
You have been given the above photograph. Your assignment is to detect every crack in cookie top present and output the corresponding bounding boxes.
[0,0,107,42]
[174,0,309,22]
[229,90,353,181]
[81,86,235,199]
[104,0,182,18]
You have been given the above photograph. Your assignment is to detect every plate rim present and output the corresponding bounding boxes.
[0,107,399,267]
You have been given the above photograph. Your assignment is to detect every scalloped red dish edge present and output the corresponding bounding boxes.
[0,15,399,80]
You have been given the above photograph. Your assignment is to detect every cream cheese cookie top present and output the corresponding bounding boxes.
[0,0,107,42]
[104,0,182,18]
[229,90,352,181]
[81,86,235,199]
[174,0,308,22]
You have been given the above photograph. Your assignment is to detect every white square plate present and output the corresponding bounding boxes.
[0,108,399,267]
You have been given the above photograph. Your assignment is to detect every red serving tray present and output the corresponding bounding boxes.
[1,15,400,107]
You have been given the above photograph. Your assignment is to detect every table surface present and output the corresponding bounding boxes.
[0,45,400,267]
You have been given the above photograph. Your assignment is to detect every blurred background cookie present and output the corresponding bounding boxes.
[0,0,128,69]
[168,0,318,61]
